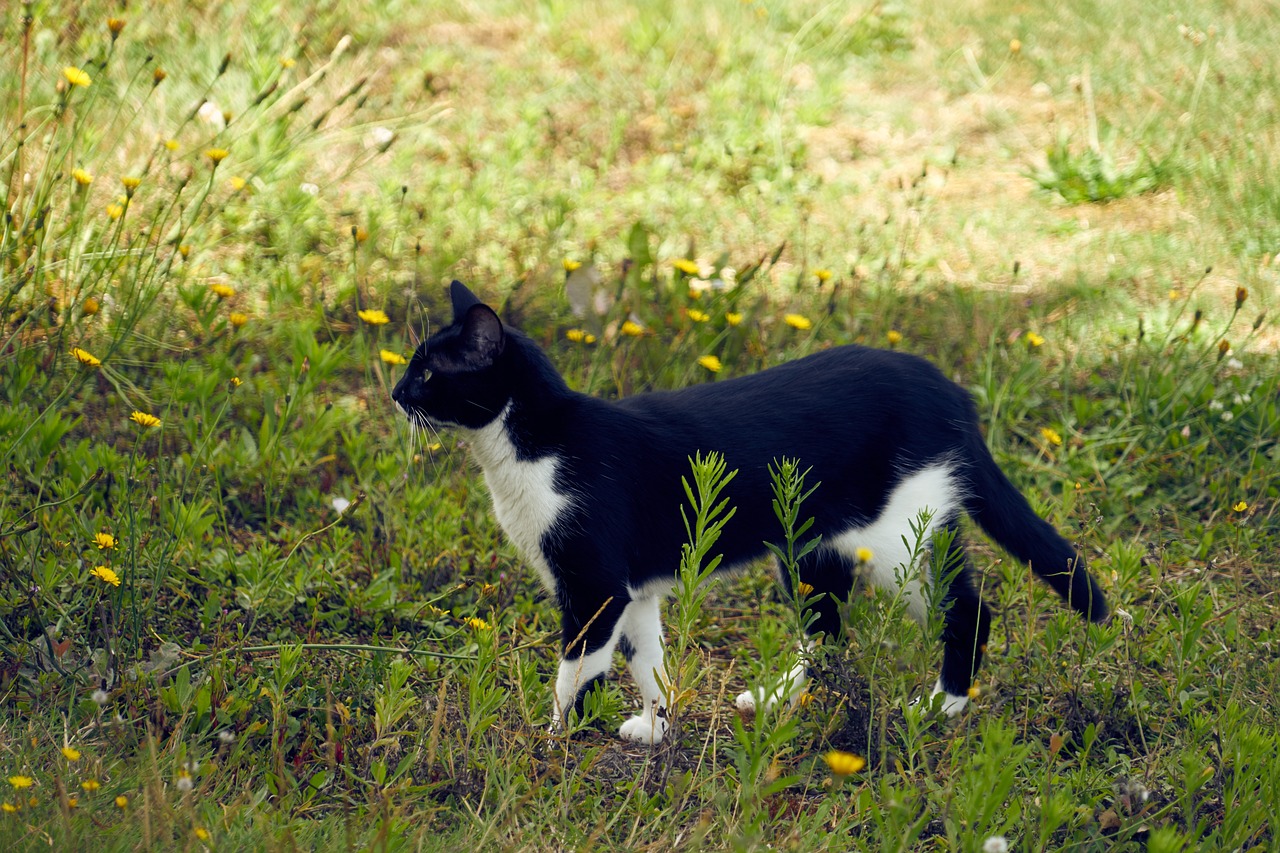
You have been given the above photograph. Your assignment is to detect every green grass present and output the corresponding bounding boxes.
[2,0,1279,850]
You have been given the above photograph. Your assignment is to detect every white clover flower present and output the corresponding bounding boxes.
[983,836,1010,853]
[197,101,227,131]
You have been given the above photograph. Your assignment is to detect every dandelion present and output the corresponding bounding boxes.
[90,566,121,587]
[565,329,596,344]
[562,259,582,272]
[229,377,242,388]
[358,309,390,325]
[697,355,722,373]
[466,617,491,631]
[886,330,903,345]
[1040,427,1063,447]
[81,779,101,791]
[107,17,126,38]
[280,56,297,68]
[61,747,81,762]
[983,837,1010,853]
[796,582,814,597]
[229,176,247,191]
[130,411,162,428]
[153,68,168,85]
[814,268,833,283]
[967,684,981,700]
[687,309,710,323]
[1026,331,1046,347]
[163,138,178,151]
[784,313,812,330]
[63,67,92,87]
[106,204,123,219]
[380,350,407,365]
[673,258,700,276]
[94,532,117,550]
[228,312,249,328]
[1009,37,1022,53]
[210,282,236,299]
[71,347,101,367]
[195,828,211,841]
[8,777,33,790]
[205,148,229,165]
[855,547,873,563]
[823,750,866,777]
[426,442,442,452]
[620,320,644,337]
[120,176,141,195]
[725,312,743,327]
[178,244,191,258]
[82,297,99,316]
[72,168,93,186]
[1233,501,1249,512]
[1,803,16,813]
[797,692,814,707]
[115,795,128,809]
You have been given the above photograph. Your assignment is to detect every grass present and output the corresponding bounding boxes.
[2,0,1278,850]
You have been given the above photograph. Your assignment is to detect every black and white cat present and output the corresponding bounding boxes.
[392,281,1108,745]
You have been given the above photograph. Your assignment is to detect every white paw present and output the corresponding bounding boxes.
[735,689,764,715]
[619,713,668,745]
[910,680,969,717]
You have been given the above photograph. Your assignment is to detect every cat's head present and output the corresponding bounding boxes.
[391,281,511,429]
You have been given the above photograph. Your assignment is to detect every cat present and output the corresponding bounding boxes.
[391,281,1108,745]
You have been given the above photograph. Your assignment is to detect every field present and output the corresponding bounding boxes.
[2,1,1279,850]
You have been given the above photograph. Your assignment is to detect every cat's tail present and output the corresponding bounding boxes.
[962,438,1109,623]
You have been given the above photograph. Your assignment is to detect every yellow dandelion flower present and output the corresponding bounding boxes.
[1040,427,1063,447]
[886,330,903,345]
[71,347,101,367]
[82,297,100,316]
[823,750,866,776]
[796,582,814,596]
[784,313,812,330]
[61,747,81,762]
[115,795,128,809]
[106,204,124,220]
[163,138,178,151]
[280,57,296,68]
[797,692,814,708]
[153,68,168,85]
[7,777,34,790]
[94,532,117,550]
[72,168,93,186]
[229,176,247,191]
[565,329,596,344]
[107,18,126,37]
[620,320,644,337]
[67,796,78,808]
[967,684,981,699]
[358,309,390,325]
[379,350,407,365]
[195,828,211,841]
[1025,331,1045,347]
[466,617,491,630]
[209,282,236,299]
[120,176,140,192]
[687,309,710,323]
[426,442,442,452]
[90,566,121,587]
[725,312,743,327]
[814,268,833,283]
[130,411,162,429]
[63,67,92,87]
[855,547,873,563]
[228,312,249,328]
[229,377,243,388]
[1168,289,1180,300]
[1009,38,1022,54]
[205,148,229,165]
[697,355,722,373]
[81,780,100,792]
[673,258,700,276]
[1233,501,1249,513]
[1,803,16,813]
[562,259,582,272]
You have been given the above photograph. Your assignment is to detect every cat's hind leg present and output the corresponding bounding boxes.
[929,529,991,716]
[735,551,854,716]
[617,596,669,745]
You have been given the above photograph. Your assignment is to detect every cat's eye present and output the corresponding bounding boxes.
[419,369,432,384]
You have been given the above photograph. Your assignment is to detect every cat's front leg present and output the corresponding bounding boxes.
[734,639,812,716]
[549,595,626,733]
[617,596,669,745]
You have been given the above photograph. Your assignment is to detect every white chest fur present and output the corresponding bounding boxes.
[464,405,569,593]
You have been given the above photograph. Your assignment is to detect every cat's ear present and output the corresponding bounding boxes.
[450,280,483,319]
[459,303,505,366]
